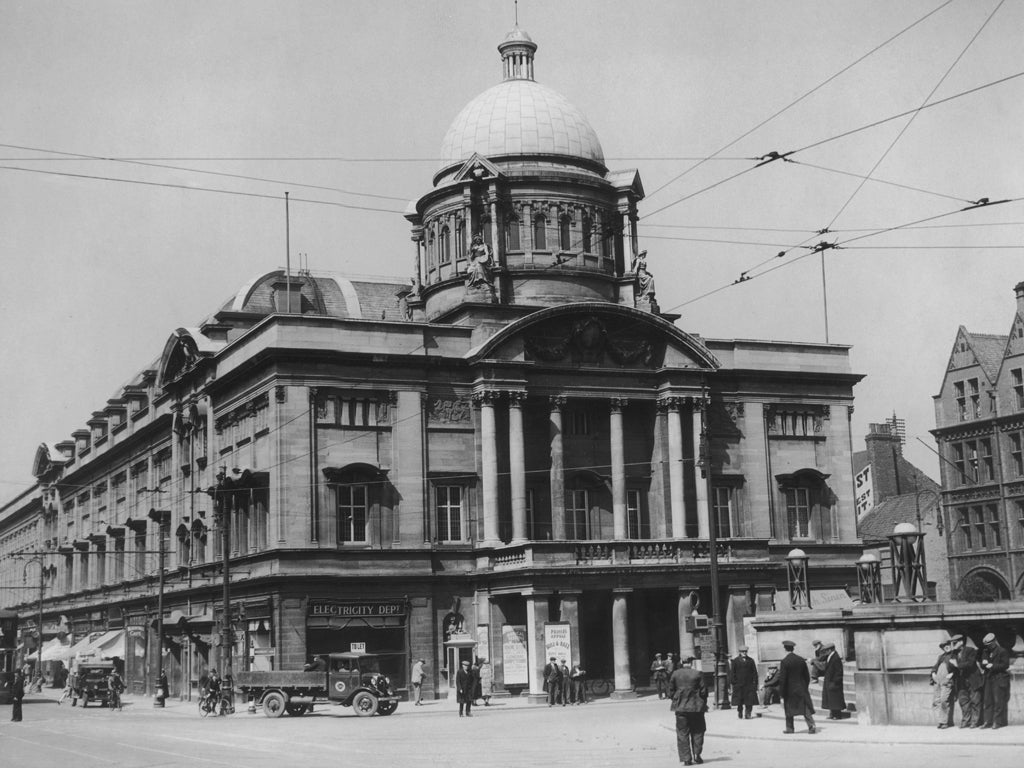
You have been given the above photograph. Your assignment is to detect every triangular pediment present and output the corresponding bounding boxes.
[452,153,504,183]
[1005,312,1024,357]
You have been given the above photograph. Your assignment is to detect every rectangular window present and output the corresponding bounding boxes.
[64,553,73,592]
[559,216,572,251]
[569,410,591,436]
[974,506,987,549]
[1011,432,1024,477]
[338,484,368,543]
[965,440,980,484]
[988,504,1002,548]
[961,511,972,550]
[134,530,146,576]
[980,438,994,482]
[567,489,589,539]
[533,215,547,251]
[113,537,125,581]
[951,443,966,486]
[1013,368,1024,411]
[954,381,967,421]
[506,217,520,251]
[95,540,106,585]
[627,489,642,539]
[785,487,811,539]
[436,486,463,542]
[1017,500,1024,545]
[713,487,733,539]
[969,378,981,419]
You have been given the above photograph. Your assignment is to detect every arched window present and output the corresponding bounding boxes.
[582,214,592,253]
[427,229,436,269]
[455,218,465,260]
[505,213,521,251]
[533,213,547,251]
[440,225,451,264]
[559,214,572,251]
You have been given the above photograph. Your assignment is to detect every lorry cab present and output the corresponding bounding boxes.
[325,652,397,715]
[72,660,116,708]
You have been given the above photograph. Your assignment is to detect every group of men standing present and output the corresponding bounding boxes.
[543,656,587,705]
[932,632,1011,730]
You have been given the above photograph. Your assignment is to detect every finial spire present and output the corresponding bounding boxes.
[515,0,518,25]
[498,23,537,82]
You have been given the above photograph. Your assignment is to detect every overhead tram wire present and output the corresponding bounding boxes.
[786,160,970,205]
[642,68,1024,223]
[642,0,956,202]
[0,141,412,203]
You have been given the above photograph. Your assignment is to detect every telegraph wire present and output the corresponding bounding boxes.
[643,0,956,201]
[786,159,969,205]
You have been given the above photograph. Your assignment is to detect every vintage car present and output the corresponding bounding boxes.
[71,660,116,708]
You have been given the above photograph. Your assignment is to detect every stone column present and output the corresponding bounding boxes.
[677,587,699,662]
[693,400,710,540]
[509,391,528,543]
[664,397,686,538]
[611,589,635,697]
[525,592,551,701]
[610,398,628,540]
[549,396,566,540]
[477,391,500,546]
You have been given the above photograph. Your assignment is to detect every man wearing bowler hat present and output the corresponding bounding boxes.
[979,632,1010,729]
[778,640,816,734]
[729,645,758,719]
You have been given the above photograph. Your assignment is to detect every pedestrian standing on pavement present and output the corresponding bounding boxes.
[455,659,476,717]
[931,639,956,729]
[950,634,983,728]
[820,642,846,720]
[411,658,426,705]
[729,646,758,719]
[570,661,587,704]
[809,639,826,683]
[58,667,76,706]
[651,653,669,700]
[979,632,1010,729]
[477,658,493,706]
[778,640,816,734]
[158,669,169,704]
[11,670,25,721]
[668,656,707,766]
[665,652,677,674]
[559,659,571,705]
[543,656,561,706]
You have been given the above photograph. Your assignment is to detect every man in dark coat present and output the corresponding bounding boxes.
[951,634,983,728]
[728,646,758,719]
[820,642,846,719]
[11,670,24,722]
[979,632,1010,729]
[668,656,708,766]
[455,659,477,717]
[778,640,816,734]
[543,656,561,706]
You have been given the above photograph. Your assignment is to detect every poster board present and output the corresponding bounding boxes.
[543,622,573,664]
[501,624,528,685]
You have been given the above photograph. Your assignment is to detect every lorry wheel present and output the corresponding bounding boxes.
[262,691,287,718]
[352,692,378,717]
[377,701,397,716]
[285,703,309,716]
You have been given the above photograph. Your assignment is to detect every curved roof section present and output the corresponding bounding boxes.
[226,270,412,322]
[466,303,720,369]
[438,79,604,171]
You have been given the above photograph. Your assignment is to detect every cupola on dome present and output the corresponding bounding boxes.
[437,27,604,171]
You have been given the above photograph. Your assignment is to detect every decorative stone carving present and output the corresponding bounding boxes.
[215,392,269,435]
[609,397,629,411]
[549,395,567,410]
[426,396,472,423]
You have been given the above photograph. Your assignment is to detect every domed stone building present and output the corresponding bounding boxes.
[1,28,865,703]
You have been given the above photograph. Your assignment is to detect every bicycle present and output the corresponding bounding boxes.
[198,692,232,717]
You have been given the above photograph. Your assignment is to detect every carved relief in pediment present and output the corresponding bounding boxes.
[523,314,665,368]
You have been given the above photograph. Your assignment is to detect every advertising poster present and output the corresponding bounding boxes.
[476,624,490,662]
[501,624,529,685]
[544,621,573,664]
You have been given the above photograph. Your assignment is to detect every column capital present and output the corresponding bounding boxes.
[658,396,683,412]
[549,395,567,409]
[609,397,629,412]
[473,390,502,405]
[508,390,528,406]
[611,587,634,596]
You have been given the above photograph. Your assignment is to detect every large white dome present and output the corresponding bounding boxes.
[438,78,605,170]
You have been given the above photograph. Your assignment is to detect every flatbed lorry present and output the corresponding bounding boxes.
[234,651,399,718]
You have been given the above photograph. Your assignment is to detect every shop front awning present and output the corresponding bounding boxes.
[72,630,126,662]
[39,636,74,662]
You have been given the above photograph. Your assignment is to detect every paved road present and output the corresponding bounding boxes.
[2,690,1021,768]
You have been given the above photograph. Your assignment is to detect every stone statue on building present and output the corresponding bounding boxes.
[465,234,493,288]
[632,250,655,299]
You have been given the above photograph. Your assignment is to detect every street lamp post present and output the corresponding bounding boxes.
[699,389,729,709]
[786,549,811,610]
[855,552,883,604]
[888,523,928,602]
[21,556,45,684]
[153,534,165,707]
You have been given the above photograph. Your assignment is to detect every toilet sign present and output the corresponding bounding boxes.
[350,642,366,653]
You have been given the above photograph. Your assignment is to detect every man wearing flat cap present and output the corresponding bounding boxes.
[668,656,708,766]
[950,634,983,728]
[820,642,847,720]
[931,639,956,728]
[778,640,816,734]
[729,645,758,720]
[979,632,1010,729]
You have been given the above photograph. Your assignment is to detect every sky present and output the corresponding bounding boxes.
[1,0,1022,497]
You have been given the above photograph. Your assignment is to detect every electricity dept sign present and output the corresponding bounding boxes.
[308,600,406,618]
